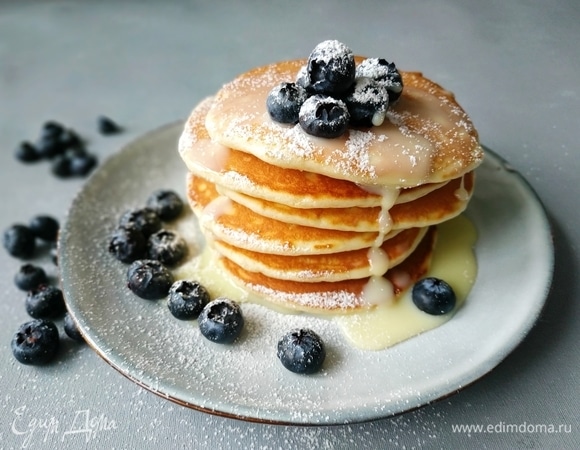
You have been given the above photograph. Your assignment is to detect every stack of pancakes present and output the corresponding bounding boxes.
[178,58,483,314]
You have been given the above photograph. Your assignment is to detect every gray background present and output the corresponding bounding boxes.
[0,0,578,448]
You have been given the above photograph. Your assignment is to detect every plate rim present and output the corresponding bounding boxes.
[59,122,554,425]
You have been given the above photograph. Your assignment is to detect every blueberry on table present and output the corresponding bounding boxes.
[146,189,184,221]
[3,224,36,259]
[14,264,48,291]
[15,141,41,163]
[97,116,123,135]
[266,82,308,124]
[127,259,174,300]
[343,77,389,127]
[412,277,456,315]
[51,154,73,178]
[356,58,404,104]
[25,284,66,319]
[119,208,162,238]
[304,40,356,95]
[69,151,98,177]
[108,225,147,263]
[277,328,326,374]
[198,298,244,344]
[64,312,85,342]
[147,229,187,266]
[29,215,59,242]
[167,280,210,320]
[299,95,350,138]
[11,319,60,365]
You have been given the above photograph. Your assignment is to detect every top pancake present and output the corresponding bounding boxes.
[203,58,484,188]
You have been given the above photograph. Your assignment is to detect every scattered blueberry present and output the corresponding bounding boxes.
[266,82,308,124]
[64,312,85,342]
[167,280,210,320]
[119,208,162,238]
[304,40,355,95]
[198,298,244,344]
[299,95,350,138]
[29,215,59,242]
[108,225,147,263]
[412,277,456,315]
[25,284,66,318]
[127,259,174,300]
[11,319,60,365]
[146,189,183,221]
[51,154,72,178]
[343,77,389,127]
[3,224,36,259]
[147,229,187,266]
[58,129,84,151]
[14,264,48,291]
[69,151,98,176]
[15,141,41,163]
[277,328,326,374]
[41,121,65,138]
[356,58,404,104]
[97,116,123,135]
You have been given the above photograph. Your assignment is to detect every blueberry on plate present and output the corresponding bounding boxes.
[277,328,326,374]
[167,280,210,320]
[11,319,60,365]
[356,58,404,104]
[343,77,389,127]
[147,229,187,266]
[15,141,41,163]
[299,95,350,138]
[198,298,244,344]
[3,224,36,259]
[266,82,308,124]
[127,259,174,300]
[108,225,147,263]
[146,189,183,221]
[29,215,59,242]
[412,277,456,315]
[25,284,66,319]
[14,264,48,291]
[119,207,162,238]
[97,115,123,135]
[304,40,355,95]
[64,312,85,342]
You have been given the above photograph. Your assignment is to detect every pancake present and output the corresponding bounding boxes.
[203,59,483,187]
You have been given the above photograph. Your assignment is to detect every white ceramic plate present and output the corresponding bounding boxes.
[59,122,553,425]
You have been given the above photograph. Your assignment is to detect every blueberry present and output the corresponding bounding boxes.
[344,77,389,127]
[146,189,184,221]
[198,298,244,344]
[167,280,210,320]
[119,208,162,238]
[25,284,66,318]
[3,224,36,259]
[412,277,456,315]
[29,215,59,242]
[108,225,147,263]
[15,141,41,163]
[127,259,174,300]
[41,121,65,138]
[277,328,326,374]
[58,129,84,151]
[356,58,404,104]
[266,82,308,124]
[97,116,123,135]
[51,154,73,178]
[304,40,355,95]
[69,151,98,176]
[36,133,66,159]
[11,319,60,365]
[299,95,349,138]
[147,229,187,266]
[64,312,85,342]
[14,264,48,291]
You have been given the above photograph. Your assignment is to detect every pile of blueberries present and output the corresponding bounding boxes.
[3,215,85,366]
[109,190,327,374]
[14,116,122,178]
[266,40,403,138]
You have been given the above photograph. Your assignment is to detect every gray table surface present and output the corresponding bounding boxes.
[1,1,578,448]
